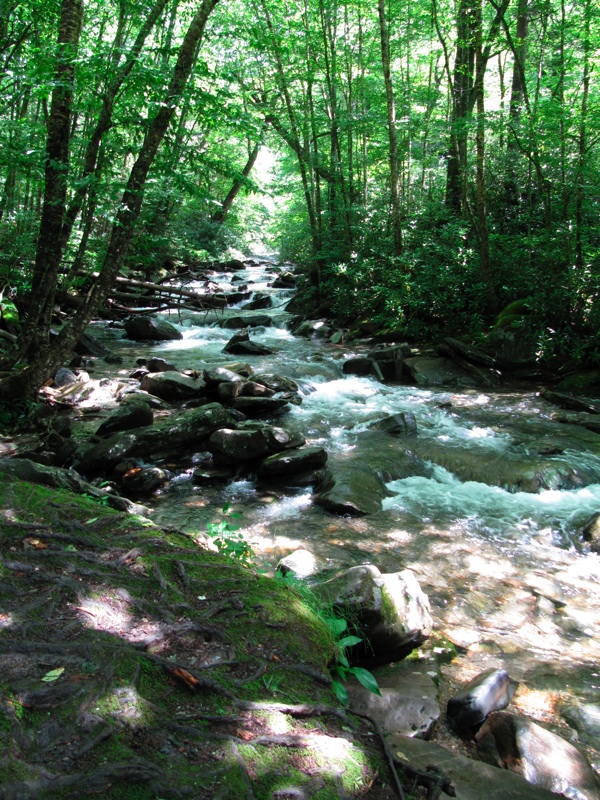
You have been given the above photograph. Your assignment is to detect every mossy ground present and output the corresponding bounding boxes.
[0,476,398,799]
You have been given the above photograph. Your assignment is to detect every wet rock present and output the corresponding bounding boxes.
[222,328,276,356]
[118,389,169,410]
[257,446,328,478]
[240,380,275,397]
[192,465,234,483]
[119,466,170,497]
[203,366,246,388]
[54,367,78,387]
[366,343,410,380]
[96,401,154,438]
[316,565,433,659]
[124,315,182,341]
[541,388,600,415]
[475,711,600,800]
[404,356,484,388]
[139,371,206,402]
[76,331,113,358]
[207,424,305,464]
[581,512,600,552]
[314,464,391,516]
[217,381,243,402]
[277,549,326,579]
[342,357,375,377]
[146,357,177,372]
[271,271,296,288]
[368,412,417,436]
[218,314,274,329]
[0,458,91,494]
[232,396,291,416]
[242,293,272,310]
[446,669,519,735]
[75,433,139,476]
[348,662,440,739]
[560,701,600,745]
[389,735,559,800]
[251,373,299,394]
[442,337,498,369]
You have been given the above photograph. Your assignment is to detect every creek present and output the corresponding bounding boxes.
[89,257,600,769]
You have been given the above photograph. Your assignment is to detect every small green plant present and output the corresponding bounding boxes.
[276,573,380,705]
[323,615,381,704]
[205,504,253,568]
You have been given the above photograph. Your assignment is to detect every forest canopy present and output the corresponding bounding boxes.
[0,0,599,396]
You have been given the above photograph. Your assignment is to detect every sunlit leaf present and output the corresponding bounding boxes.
[338,635,362,648]
[41,667,65,682]
[348,667,381,696]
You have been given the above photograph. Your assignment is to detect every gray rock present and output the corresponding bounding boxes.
[124,315,182,341]
[241,293,273,310]
[348,663,440,739]
[140,371,206,401]
[96,401,154,438]
[561,702,600,744]
[404,356,481,388]
[447,669,519,735]
[251,374,299,394]
[342,358,375,377]
[314,465,391,516]
[232,396,291,416]
[368,412,417,436]
[389,735,559,800]
[277,549,326,579]
[54,367,78,387]
[257,447,328,478]
[316,565,433,659]
[475,711,600,800]
[119,466,170,497]
[146,357,177,372]
[207,425,304,464]
[76,331,113,358]
[203,366,246,387]
[222,328,276,356]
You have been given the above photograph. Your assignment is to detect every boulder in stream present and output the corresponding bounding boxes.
[475,711,600,800]
[314,463,392,516]
[124,315,182,341]
[316,564,433,660]
[222,328,276,356]
[140,371,206,402]
[96,400,154,437]
[218,314,274,329]
[207,423,305,464]
[256,446,328,478]
[446,668,519,735]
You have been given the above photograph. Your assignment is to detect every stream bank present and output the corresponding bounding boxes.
[2,255,600,798]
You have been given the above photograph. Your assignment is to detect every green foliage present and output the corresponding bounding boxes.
[204,504,253,568]
[276,574,380,705]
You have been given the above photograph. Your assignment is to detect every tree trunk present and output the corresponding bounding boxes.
[211,138,262,227]
[0,0,220,400]
[377,0,402,254]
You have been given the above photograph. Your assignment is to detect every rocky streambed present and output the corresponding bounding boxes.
[1,255,600,799]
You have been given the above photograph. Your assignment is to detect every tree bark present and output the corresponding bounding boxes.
[211,138,262,227]
[0,0,220,400]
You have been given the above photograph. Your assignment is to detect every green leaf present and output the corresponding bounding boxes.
[324,617,347,637]
[85,518,98,524]
[338,635,362,648]
[41,667,64,682]
[348,667,381,696]
[332,680,348,705]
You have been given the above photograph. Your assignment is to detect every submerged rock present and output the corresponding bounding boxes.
[222,328,276,356]
[314,464,391,516]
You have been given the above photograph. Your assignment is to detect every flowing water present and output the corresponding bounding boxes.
[90,258,600,767]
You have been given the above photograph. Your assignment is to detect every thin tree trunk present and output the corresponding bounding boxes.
[0,0,220,399]
[211,138,262,227]
[377,0,402,254]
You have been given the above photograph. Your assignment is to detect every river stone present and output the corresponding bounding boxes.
[256,446,328,478]
[76,331,113,358]
[128,403,237,459]
[316,565,433,659]
[146,357,177,372]
[75,433,139,476]
[203,366,246,387]
[96,401,154,438]
[222,328,276,356]
[218,314,274,329]
[442,337,498,369]
[560,701,600,744]
[277,549,326,579]
[119,466,170,497]
[475,711,600,800]
[342,357,375,377]
[54,367,78,387]
[447,669,519,735]
[207,425,305,464]
[239,381,275,397]
[0,457,92,494]
[368,412,417,436]
[581,512,600,552]
[124,315,182,341]
[242,293,272,310]
[251,373,299,394]
[217,381,243,402]
[389,735,559,800]
[139,371,206,402]
[347,662,440,739]
[271,271,296,288]
[314,464,391,516]
[404,356,480,388]
[232,396,291,416]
